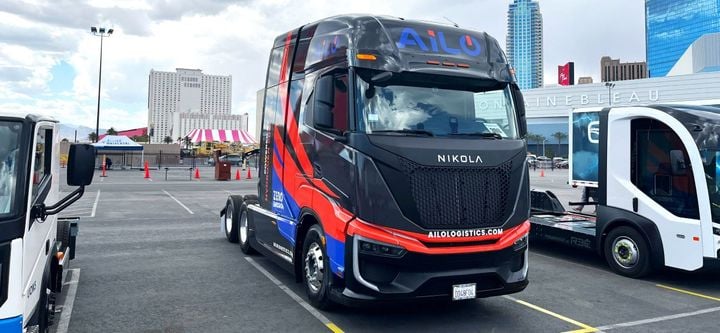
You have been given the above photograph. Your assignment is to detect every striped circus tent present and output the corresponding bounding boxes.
[185,128,256,144]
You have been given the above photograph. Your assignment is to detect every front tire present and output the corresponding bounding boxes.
[302,224,335,310]
[604,226,652,278]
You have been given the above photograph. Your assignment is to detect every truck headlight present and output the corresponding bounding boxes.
[358,238,405,257]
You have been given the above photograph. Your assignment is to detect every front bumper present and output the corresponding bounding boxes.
[0,315,22,332]
[330,231,529,306]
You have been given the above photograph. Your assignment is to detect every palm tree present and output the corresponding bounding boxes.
[164,136,173,144]
[106,127,118,135]
[88,132,97,142]
[527,133,545,156]
[552,131,568,157]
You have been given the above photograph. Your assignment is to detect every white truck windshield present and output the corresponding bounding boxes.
[356,75,518,139]
[0,121,21,215]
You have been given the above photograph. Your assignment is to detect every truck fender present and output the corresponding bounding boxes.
[294,209,322,282]
[596,205,665,268]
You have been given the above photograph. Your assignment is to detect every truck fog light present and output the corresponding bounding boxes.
[358,239,405,257]
[513,234,528,251]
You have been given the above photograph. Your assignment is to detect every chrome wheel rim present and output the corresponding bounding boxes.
[240,211,248,243]
[612,236,639,269]
[304,242,324,293]
[225,206,233,235]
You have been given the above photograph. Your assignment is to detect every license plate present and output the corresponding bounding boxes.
[452,283,476,301]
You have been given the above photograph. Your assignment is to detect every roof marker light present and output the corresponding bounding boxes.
[426,60,440,65]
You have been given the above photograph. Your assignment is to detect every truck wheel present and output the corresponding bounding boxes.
[238,203,257,254]
[37,269,55,332]
[604,226,652,278]
[302,224,335,310]
[224,197,243,243]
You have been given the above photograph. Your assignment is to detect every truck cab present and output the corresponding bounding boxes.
[531,105,720,277]
[0,113,95,332]
[222,15,530,308]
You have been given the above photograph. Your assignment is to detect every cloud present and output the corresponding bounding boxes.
[0,0,648,133]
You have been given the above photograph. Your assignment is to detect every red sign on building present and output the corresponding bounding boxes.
[558,62,575,86]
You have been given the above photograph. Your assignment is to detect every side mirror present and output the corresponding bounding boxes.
[511,84,528,138]
[670,150,687,175]
[314,75,335,129]
[67,144,96,186]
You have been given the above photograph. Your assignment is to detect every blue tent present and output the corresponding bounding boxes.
[92,135,143,151]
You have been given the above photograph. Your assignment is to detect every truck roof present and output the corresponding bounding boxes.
[276,14,513,83]
[0,111,57,123]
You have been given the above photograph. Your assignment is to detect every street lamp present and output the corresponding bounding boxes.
[90,26,113,142]
[542,139,547,157]
[605,82,616,106]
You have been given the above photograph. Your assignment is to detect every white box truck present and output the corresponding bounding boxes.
[530,105,720,277]
[0,112,95,332]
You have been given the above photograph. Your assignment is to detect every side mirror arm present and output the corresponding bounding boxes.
[32,186,86,221]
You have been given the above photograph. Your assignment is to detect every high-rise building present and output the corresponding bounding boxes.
[147,68,232,143]
[507,0,544,90]
[577,76,593,85]
[600,56,647,82]
[646,0,720,77]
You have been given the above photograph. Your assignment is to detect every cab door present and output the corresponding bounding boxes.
[22,122,57,318]
[605,111,704,271]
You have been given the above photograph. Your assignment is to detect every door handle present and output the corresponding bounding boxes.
[632,197,638,212]
[313,162,322,178]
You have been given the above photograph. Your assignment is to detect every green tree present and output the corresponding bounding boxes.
[552,131,568,157]
[132,135,149,143]
[88,132,97,142]
[182,136,192,149]
[164,136,173,144]
[106,127,118,135]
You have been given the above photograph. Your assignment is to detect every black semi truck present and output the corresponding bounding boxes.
[221,14,531,308]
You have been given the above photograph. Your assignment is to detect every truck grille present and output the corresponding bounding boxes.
[401,159,512,229]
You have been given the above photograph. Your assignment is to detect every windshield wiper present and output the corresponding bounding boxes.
[448,132,503,139]
[371,129,434,137]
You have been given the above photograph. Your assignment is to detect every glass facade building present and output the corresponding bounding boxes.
[507,0,544,90]
[646,0,720,77]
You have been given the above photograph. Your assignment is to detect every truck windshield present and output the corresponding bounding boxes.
[355,73,518,139]
[0,121,21,216]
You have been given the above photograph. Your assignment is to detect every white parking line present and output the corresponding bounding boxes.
[162,190,194,215]
[55,269,80,333]
[90,190,101,218]
[585,306,720,332]
[245,257,343,333]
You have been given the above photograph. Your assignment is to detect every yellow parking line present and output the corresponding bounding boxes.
[656,284,720,302]
[504,296,598,332]
[326,323,344,333]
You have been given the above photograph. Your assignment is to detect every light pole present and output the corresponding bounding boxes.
[605,82,616,106]
[542,139,546,157]
[90,26,113,142]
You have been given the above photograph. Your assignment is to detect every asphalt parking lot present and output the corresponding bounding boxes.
[53,166,720,333]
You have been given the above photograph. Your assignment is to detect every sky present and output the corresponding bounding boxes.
[0,0,646,136]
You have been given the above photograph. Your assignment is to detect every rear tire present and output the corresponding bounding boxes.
[238,202,257,254]
[37,268,55,333]
[224,196,243,243]
[604,226,652,278]
[302,224,335,310]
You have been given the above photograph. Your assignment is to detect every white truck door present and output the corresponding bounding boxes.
[605,108,705,271]
[21,123,58,320]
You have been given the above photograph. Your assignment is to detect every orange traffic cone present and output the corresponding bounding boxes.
[246,168,252,180]
[540,169,545,177]
[235,169,241,180]
[194,168,200,179]
[144,161,150,179]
